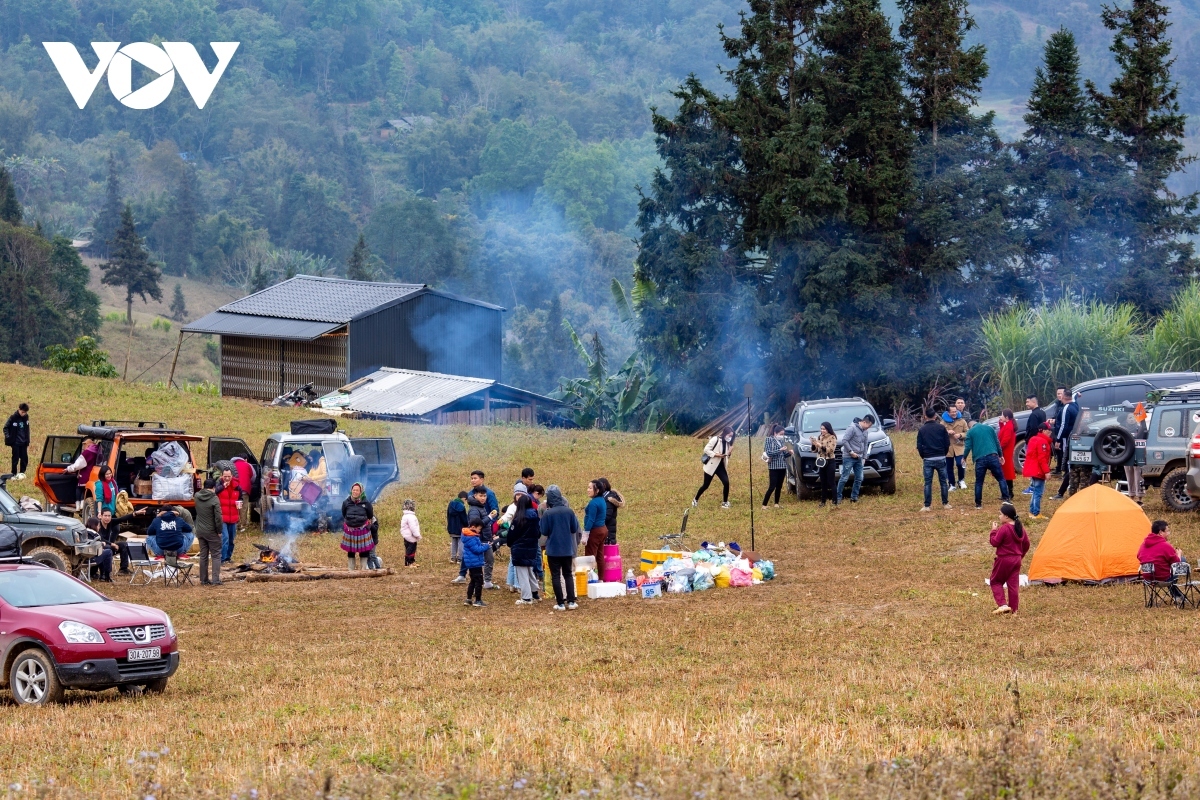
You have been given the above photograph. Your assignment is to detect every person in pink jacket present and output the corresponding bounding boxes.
[401,499,422,567]
[989,502,1030,615]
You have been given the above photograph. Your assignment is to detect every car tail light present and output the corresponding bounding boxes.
[267,468,281,497]
[1190,433,1200,458]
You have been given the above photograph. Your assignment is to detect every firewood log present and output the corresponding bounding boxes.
[244,568,395,583]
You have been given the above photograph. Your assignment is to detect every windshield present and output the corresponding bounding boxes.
[0,569,105,608]
[800,405,877,434]
[0,489,19,515]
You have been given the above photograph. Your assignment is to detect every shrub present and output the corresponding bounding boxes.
[1146,282,1200,371]
[42,336,119,378]
[980,300,1142,406]
[151,317,171,332]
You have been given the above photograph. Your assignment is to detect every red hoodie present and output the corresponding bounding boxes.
[1022,431,1052,480]
[990,522,1030,559]
[1137,533,1179,581]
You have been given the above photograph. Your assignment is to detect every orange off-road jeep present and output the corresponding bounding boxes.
[34,421,259,530]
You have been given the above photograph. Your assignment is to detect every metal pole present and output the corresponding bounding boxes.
[744,384,754,551]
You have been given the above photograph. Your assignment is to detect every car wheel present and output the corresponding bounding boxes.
[25,546,68,572]
[881,471,896,495]
[796,480,816,500]
[1094,427,1135,466]
[144,678,169,694]
[9,649,62,706]
[1014,440,1027,473]
[81,494,97,522]
[117,683,145,697]
[1161,469,1196,513]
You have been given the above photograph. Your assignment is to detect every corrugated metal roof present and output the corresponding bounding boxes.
[182,311,344,340]
[220,276,426,323]
[316,368,494,417]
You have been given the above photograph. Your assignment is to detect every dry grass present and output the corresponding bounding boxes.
[0,366,1199,797]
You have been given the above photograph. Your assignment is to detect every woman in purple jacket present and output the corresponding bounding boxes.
[989,502,1030,615]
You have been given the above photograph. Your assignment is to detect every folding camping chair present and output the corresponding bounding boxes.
[127,541,160,586]
[1171,561,1200,609]
[161,550,195,587]
[1141,562,1179,608]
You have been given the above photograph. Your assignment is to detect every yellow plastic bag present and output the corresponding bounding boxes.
[115,490,134,517]
[752,567,763,582]
[714,566,731,588]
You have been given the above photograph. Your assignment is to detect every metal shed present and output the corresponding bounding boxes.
[181,276,504,401]
[315,368,561,425]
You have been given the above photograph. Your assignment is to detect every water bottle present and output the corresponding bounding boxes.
[626,568,637,594]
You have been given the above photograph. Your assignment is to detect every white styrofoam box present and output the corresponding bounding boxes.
[587,582,626,599]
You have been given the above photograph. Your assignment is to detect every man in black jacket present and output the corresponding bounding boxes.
[1052,392,1082,499]
[917,410,953,511]
[1024,395,1047,442]
[3,403,29,479]
[1048,387,1067,474]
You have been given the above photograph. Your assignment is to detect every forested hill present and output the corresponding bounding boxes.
[0,0,1198,395]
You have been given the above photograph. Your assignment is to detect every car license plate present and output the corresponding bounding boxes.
[127,647,161,661]
[1070,451,1091,463]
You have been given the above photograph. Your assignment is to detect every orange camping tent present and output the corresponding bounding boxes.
[1028,484,1150,582]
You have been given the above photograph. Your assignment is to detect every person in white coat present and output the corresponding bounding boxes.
[401,499,421,566]
[694,426,735,508]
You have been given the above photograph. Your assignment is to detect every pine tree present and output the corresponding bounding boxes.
[1013,29,1126,299]
[0,165,20,225]
[169,283,188,322]
[898,0,987,149]
[346,233,375,281]
[899,0,1018,362]
[249,259,271,293]
[101,205,163,324]
[1089,0,1198,313]
[165,164,200,275]
[90,155,121,257]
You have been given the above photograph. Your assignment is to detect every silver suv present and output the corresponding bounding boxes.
[257,431,397,532]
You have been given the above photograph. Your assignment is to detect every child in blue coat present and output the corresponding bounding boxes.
[461,517,489,607]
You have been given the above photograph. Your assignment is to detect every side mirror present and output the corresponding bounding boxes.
[882,419,896,430]
[784,426,795,437]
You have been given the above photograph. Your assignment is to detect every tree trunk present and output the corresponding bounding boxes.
[125,292,133,325]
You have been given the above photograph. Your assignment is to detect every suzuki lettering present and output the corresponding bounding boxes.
[42,42,239,110]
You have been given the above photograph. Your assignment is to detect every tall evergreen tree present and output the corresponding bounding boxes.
[101,205,163,324]
[1089,0,1198,313]
[1013,29,1126,300]
[249,259,271,293]
[0,165,20,225]
[165,164,200,275]
[90,155,121,257]
[899,0,1018,365]
[346,233,375,281]
[169,283,188,322]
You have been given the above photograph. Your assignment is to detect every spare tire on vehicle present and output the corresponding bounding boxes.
[1093,427,1135,466]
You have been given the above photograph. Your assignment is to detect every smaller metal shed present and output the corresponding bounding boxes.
[180,276,504,401]
[315,368,560,425]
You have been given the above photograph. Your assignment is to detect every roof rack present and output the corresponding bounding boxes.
[90,420,168,428]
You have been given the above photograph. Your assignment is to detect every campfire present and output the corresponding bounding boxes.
[234,544,299,574]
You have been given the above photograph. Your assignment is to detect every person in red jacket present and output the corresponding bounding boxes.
[1137,520,1182,584]
[230,456,256,530]
[1021,423,1053,518]
[997,409,1017,498]
[989,502,1030,615]
[216,468,243,563]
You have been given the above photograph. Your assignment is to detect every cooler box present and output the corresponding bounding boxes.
[574,555,597,571]
[601,544,623,582]
[587,582,626,599]
[640,549,681,573]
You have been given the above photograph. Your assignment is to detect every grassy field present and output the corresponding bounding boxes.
[1,364,1200,797]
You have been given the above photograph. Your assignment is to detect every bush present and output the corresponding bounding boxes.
[103,311,124,323]
[151,317,171,332]
[980,299,1142,406]
[1146,282,1200,371]
[42,336,119,378]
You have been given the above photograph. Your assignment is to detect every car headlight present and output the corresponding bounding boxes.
[799,441,812,452]
[59,620,104,644]
[164,615,175,639]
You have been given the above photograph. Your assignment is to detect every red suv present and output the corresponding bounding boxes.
[0,565,179,705]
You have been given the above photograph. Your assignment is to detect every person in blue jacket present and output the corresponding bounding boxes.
[582,480,608,561]
[460,510,490,607]
[146,506,194,557]
[539,485,581,610]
